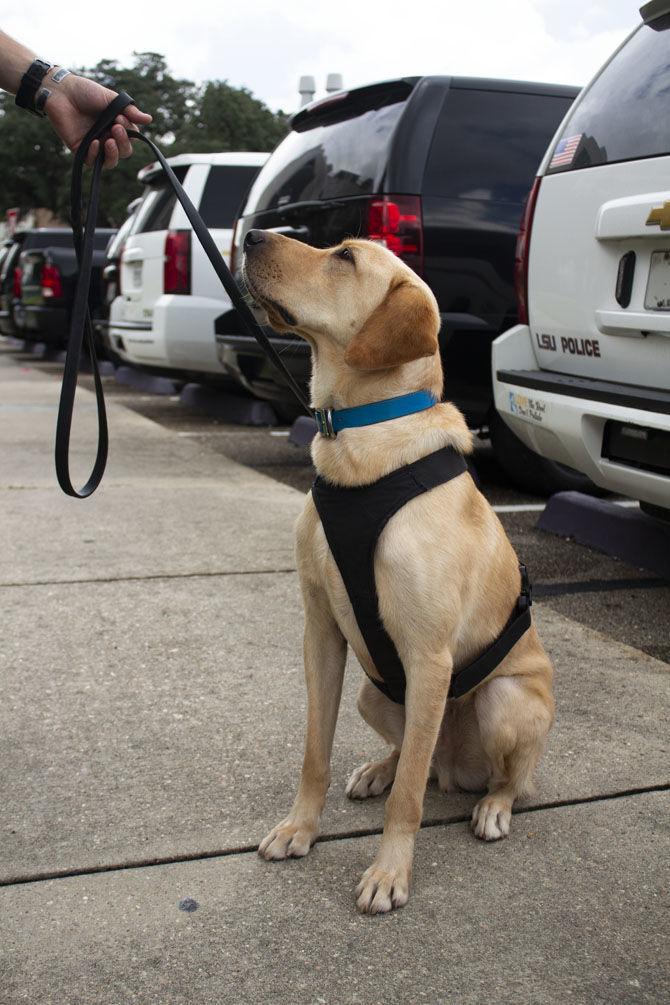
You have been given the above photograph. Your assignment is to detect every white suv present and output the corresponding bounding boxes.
[493,0,670,517]
[105,152,267,380]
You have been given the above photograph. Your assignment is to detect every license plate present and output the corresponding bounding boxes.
[644,250,670,310]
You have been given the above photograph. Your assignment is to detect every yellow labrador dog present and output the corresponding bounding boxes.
[243,231,554,914]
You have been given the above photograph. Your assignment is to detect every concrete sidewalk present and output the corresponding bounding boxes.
[1,350,668,1004]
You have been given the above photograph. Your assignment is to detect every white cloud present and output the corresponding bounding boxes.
[3,0,639,113]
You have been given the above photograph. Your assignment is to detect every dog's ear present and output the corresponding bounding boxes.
[344,280,439,370]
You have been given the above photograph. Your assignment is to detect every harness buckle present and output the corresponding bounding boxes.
[314,407,336,438]
[518,562,533,611]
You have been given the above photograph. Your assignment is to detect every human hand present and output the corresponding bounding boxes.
[45,69,152,169]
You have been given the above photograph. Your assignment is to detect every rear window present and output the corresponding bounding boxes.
[23,231,74,249]
[105,214,135,259]
[199,165,261,228]
[94,231,114,250]
[10,231,110,252]
[243,86,410,214]
[0,242,21,281]
[424,88,577,202]
[547,14,670,173]
[135,167,188,233]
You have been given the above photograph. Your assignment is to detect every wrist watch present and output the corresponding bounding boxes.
[15,59,53,117]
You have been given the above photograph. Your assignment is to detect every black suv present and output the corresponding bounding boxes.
[216,75,581,491]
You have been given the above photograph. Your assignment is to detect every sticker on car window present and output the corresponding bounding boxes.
[548,134,583,170]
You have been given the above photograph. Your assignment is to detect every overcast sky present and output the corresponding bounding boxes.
[4,0,641,112]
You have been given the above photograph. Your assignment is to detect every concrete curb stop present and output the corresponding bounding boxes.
[29,344,115,376]
[289,414,317,446]
[115,365,180,396]
[7,337,31,351]
[179,383,278,426]
[539,490,670,579]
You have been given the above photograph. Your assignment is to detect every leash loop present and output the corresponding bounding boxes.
[56,93,312,498]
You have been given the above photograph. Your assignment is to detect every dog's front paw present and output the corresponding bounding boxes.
[346,756,397,800]
[258,817,317,861]
[471,794,512,841]
[355,861,410,914]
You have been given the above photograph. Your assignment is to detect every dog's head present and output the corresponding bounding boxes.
[242,231,440,374]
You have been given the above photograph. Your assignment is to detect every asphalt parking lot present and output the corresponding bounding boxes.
[3,338,667,665]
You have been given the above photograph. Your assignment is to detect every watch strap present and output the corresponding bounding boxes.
[15,58,52,116]
[35,87,51,115]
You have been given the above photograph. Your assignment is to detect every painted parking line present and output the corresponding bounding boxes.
[492,500,639,513]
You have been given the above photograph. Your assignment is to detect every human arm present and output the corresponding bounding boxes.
[0,30,152,168]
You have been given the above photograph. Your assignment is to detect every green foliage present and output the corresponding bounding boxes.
[0,92,70,216]
[176,81,288,154]
[0,52,288,228]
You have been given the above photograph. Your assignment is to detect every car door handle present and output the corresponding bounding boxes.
[123,250,144,263]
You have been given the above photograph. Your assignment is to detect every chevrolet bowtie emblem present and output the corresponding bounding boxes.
[646,200,670,230]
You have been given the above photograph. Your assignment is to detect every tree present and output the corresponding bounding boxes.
[0,93,70,217]
[73,52,200,226]
[176,81,288,154]
[0,53,288,229]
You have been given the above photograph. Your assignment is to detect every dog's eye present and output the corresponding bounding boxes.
[336,247,354,263]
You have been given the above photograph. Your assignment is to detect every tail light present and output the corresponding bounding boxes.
[514,177,541,325]
[12,266,22,299]
[163,230,191,295]
[366,195,423,275]
[40,262,63,299]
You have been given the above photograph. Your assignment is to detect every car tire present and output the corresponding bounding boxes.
[489,409,604,497]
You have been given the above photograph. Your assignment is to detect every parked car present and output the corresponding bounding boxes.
[493,1,670,512]
[17,228,114,346]
[216,74,581,488]
[0,240,13,284]
[93,197,142,362]
[103,152,268,382]
[0,231,28,338]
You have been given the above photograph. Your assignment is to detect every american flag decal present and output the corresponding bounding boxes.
[549,133,582,169]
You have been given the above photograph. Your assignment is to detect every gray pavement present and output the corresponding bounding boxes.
[1,350,668,1004]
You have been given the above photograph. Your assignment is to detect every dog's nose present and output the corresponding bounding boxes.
[244,229,266,250]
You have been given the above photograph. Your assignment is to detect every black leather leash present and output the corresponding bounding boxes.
[57,91,312,498]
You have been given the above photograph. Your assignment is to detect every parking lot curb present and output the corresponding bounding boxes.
[539,491,670,579]
[115,365,180,396]
[179,383,278,426]
[7,337,32,351]
[27,343,116,376]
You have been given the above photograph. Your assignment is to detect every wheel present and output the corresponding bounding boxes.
[489,409,604,496]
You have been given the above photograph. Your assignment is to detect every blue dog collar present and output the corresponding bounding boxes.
[314,389,437,438]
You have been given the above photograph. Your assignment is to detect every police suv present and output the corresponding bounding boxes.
[493,0,670,518]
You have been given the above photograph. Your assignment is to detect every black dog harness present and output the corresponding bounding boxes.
[312,446,533,704]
